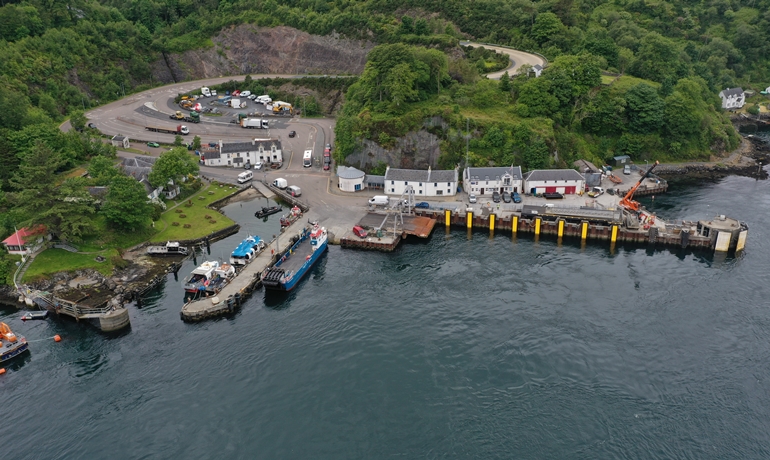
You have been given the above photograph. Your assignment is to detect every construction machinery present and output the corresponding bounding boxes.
[619,161,659,212]
[170,110,199,123]
[272,101,294,116]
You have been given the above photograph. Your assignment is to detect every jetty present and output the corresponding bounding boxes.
[20,288,130,332]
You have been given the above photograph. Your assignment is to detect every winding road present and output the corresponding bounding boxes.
[461,41,547,79]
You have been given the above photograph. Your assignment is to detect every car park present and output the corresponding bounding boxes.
[353,225,368,238]
[502,192,511,203]
[415,202,430,209]
[147,142,160,148]
[289,130,296,138]
[492,191,501,203]
[469,194,477,203]
[512,192,522,203]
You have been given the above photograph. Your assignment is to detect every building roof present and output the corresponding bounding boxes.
[338,166,365,179]
[219,139,282,154]
[719,87,744,97]
[465,166,523,181]
[613,155,630,161]
[2,226,46,246]
[365,174,384,185]
[533,64,543,71]
[524,169,585,182]
[384,167,458,183]
[112,135,126,141]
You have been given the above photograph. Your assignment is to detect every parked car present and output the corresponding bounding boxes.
[87,122,96,129]
[623,165,631,175]
[244,162,252,170]
[512,192,522,203]
[324,147,331,155]
[502,192,511,203]
[254,161,263,170]
[323,162,330,171]
[325,143,332,150]
[147,142,160,148]
[353,225,368,238]
[469,194,477,203]
[492,191,501,203]
[288,130,296,138]
[415,202,430,209]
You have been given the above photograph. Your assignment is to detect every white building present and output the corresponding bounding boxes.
[463,166,523,196]
[524,169,585,195]
[200,139,283,167]
[532,64,544,77]
[383,167,459,197]
[337,166,366,192]
[2,226,48,256]
[718,87,745,109]
[111,135,130,149]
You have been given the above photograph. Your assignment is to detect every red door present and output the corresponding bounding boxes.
[545,186,556,193]
[565,186,576,194]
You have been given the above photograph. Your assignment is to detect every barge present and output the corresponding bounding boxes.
[262,222,327,291]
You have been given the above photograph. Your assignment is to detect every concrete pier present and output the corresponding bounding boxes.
[21,289,131,332]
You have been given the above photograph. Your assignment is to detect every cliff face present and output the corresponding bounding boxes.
[345,130,443,172]
[151,25,374,83]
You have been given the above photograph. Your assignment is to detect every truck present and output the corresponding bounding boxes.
[145,125,189,135]
[241,118,269,129]
[201,87,211,97]
[170,111,200,123]
[272,178,288,189]
[256,95,271,105]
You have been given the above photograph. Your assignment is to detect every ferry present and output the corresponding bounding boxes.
[262,221,327,291]
[1,322,29,363]
[230,235,266,266]
[183,261,236,294]
[147,241,188,256]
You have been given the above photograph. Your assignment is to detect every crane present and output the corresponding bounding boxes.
[619,161,659,212]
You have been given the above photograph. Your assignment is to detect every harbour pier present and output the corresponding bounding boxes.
[20,289,130,332]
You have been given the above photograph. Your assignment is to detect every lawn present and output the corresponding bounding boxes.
[601,75,616,85]
[23,248,118,282]
[150,183,238,242]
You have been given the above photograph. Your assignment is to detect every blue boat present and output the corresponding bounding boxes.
[262,222,327,291]
[1,322,30,364]
[229,235,266,266]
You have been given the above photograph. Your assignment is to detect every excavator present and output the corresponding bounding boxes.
[619,160,659,212]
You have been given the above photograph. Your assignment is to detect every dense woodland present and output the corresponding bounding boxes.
[1,0,768,278]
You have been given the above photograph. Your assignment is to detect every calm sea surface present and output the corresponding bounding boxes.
[2,171,770,459]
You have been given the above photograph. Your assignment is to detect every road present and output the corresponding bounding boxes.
[461,41,547,79]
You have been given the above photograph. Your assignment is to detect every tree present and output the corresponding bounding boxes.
[148,148,199,188]
[531,13,564,45]
[499,71,511,92]
[625,83,664,134]
[664,91,699,139]
[88,156,122,184]
[173,135,183,147]
[70,110,87,131]
[523,138,550,170]
[385,63,418,109]
[414,18,429,36]
[192,135,202,150]
[400,16,414,34]
[101,175,152,231]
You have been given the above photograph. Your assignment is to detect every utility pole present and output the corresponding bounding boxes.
[465,117,470,167]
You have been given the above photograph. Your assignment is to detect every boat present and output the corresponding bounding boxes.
[229,235,267,266]
[1,322,29,363]
[262,221,328,292]
[147,241,188,256]
[543,192,564,199]
[280,206,303,228]
[183,261,236,294]
[255,206,282,219]
[21,311,49,321]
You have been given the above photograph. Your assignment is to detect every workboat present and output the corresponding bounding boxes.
[183,261,236,294]
[280,206,303,228]
[262,221,327,292]
[147,241,188,256]
[229,235,267,266]
[255,206,282,219]
[21,311,49,321]
[1,322,29,363]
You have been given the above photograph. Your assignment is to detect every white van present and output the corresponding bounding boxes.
[303,150,312,168]
[287,185,301,197]
[237,171,253,183]
[240,91,251,97]
[272,178,288,189]
[201,87,211,97]
[368,195,389,206]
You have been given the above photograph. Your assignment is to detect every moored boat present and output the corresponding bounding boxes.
[1,322,29,363]
[21,311,49,321]
[183,261,222,293]
[262,221,327,292]
[147,241,188,256]
[255,206,282,219]
[229,235,267,266]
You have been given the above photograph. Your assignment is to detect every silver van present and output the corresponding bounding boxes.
[287,185,301,197]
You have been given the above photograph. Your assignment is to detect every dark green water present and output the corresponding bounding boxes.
[2,172,770,459]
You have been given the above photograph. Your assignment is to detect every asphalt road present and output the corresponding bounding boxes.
[461,42,547,79]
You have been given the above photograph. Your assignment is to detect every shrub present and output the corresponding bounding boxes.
[209,220,217,224]
[179,214,186,218]
[183,224,191,228]
[110,255,129,270]
[175,209,183,213]
[205,214,212,219]
[172,222,180,226]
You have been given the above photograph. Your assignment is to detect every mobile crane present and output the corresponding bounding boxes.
[619,161,659,212]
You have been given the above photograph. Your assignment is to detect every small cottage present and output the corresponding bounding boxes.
[383,167,459,197]
[463,166,523,196]
[111,135,130,149]
[2,226,48,256]
[200,139,283,167]
[531,64,544,78]
[718,87,745,109]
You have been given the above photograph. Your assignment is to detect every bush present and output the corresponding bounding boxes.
[172,222,180,226]
[110,255,129,270]
[209,220,217,224]
[175,209,183,213]
[183,224,191,228]
[179,214,186,218]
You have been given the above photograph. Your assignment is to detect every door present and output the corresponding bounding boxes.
[545,186,556,193]
[565,186,576,194]
[480,188,484,195]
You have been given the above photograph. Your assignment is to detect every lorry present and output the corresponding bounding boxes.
[170,111,200,123]
[145,125,189,135]
[241,118,269,129]
[287,185,301,197]
[272,178,288,189]
[201,87,211,97]
[368,196,389,206]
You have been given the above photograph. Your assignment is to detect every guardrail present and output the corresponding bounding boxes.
[460,41,549,68]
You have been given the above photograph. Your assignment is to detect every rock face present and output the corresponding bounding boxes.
[345,130,443,172]
[151,25,374,83]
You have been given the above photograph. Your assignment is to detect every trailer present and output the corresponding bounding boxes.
[240,118,269,129]
[145,125,189,135]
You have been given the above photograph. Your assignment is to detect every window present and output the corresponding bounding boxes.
[434,182,438,187]
[419,190,422,194]
[355,184,361,191]
[437,190,443,195]
[404,181,408,185]
[447,189,451,194]
[391,188,395,193]
[391,180,394,185]
[419,182,422,186]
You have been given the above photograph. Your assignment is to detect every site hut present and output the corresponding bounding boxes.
[199,139,283,167]
[612,155,631,167]
[111,135,130,149]
[337,166,367,192]
[718,87,745,110]
[383,166,459,197]
[524,169,586,195]
[463,166,523,197]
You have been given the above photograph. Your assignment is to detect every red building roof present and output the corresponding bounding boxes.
[2,226,46,246]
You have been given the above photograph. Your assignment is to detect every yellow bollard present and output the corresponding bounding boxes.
[534,217,541,235]
[557,219,564,238]
[611,224,618,243]
[490,214,495,231]
[467,211,473,229]
[445,209,451,227]
[512,216,518,234]
[581,221,588,240]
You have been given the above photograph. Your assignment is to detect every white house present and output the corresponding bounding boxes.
[524,169,585,195]
[531,64,544,78]
[463,166,523,196]
[200,139,283,167]
[2,226,48,256]
[383,167,459,197]
[111,135,130,149]
[718,87,745,109]
[337,166,366,192]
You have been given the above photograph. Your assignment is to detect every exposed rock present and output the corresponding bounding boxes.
[151,25,374,83]
[345,130,443,172]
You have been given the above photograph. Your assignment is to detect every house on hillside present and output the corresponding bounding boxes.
[718,87,745,109]
[2,226,48,256]
[531,64,544,78]
[337,166,366,192]
[199,139,283,167]
[383,167,459,197]
[524,169,585,195]
[120,156,177,200]
[463,166,523,196]
[111,135,130,149]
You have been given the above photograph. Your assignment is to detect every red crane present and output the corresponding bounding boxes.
[619,161,659,212]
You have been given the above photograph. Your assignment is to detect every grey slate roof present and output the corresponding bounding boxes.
[120,156,157,179]
[365,174,384,185]
[112,135,126,141]
[524,169,584,182]
[384,168,458,183]
[533,64,543,71]
[201,150,221,159]
[720,87,744,97]
[219,139,282,154]
[465,166,523,181]
[338,166,365,179]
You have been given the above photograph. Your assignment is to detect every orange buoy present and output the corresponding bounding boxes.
[54,335,62,342]
[0,368,6,375]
